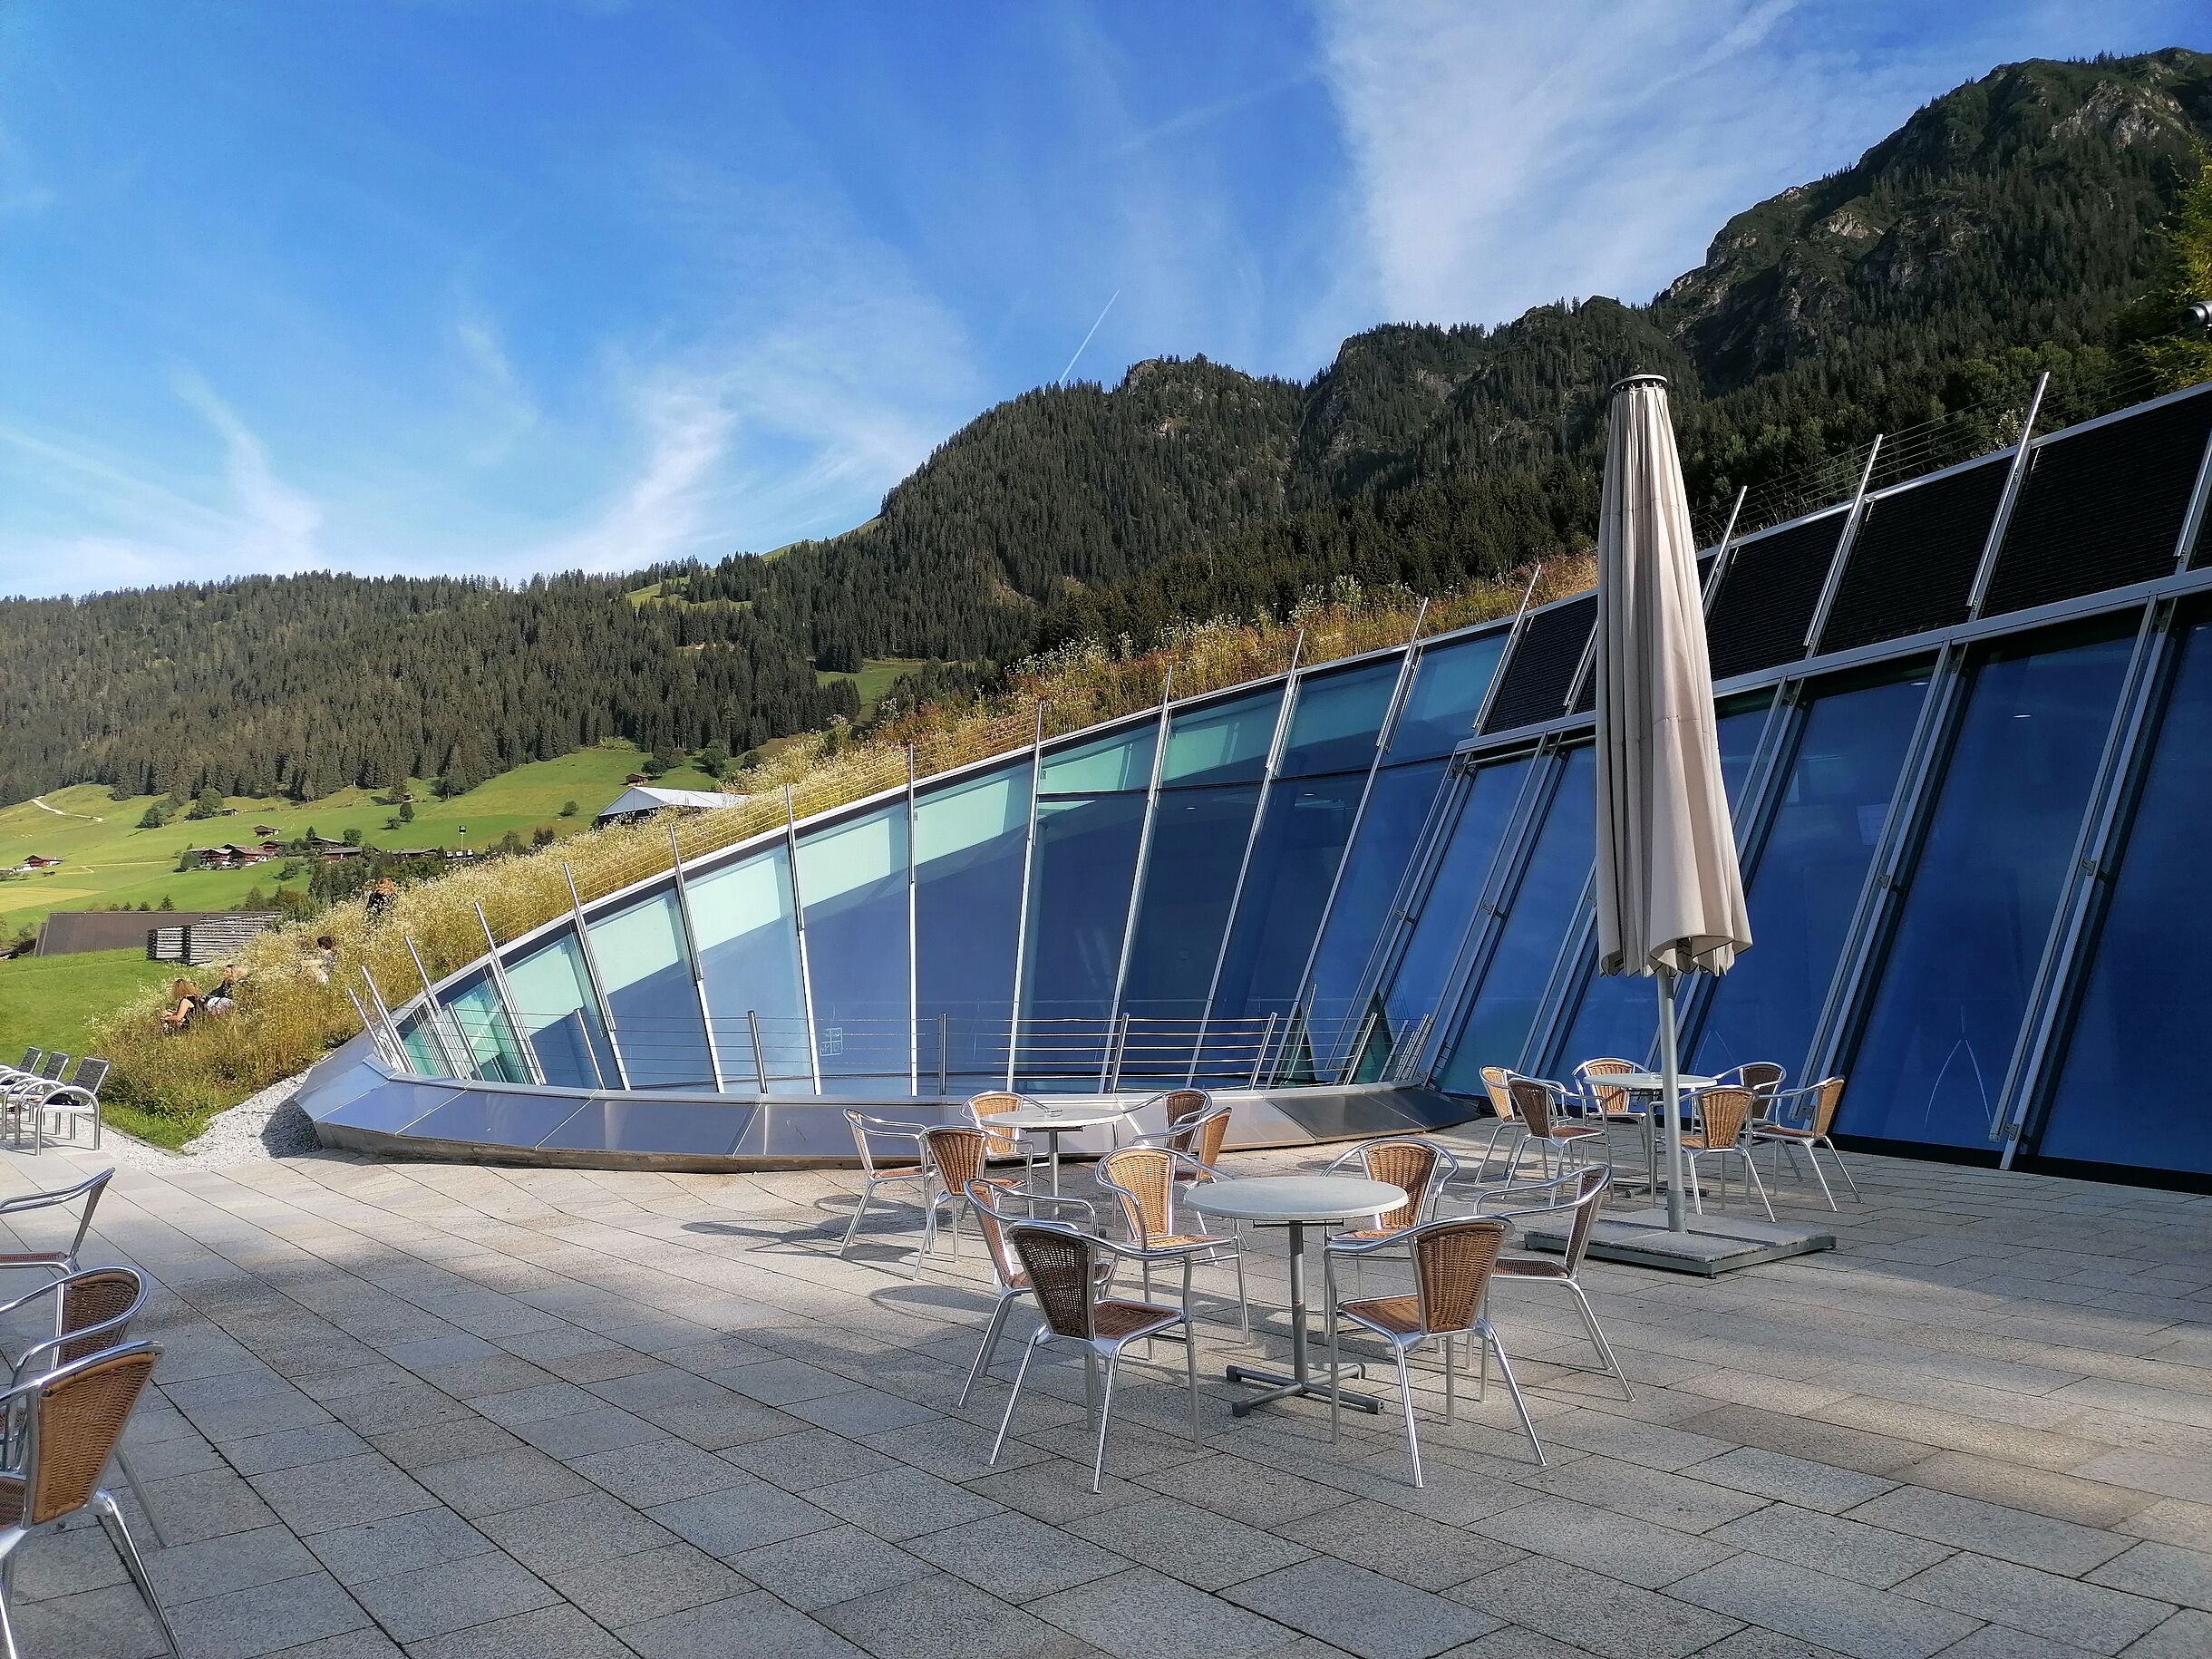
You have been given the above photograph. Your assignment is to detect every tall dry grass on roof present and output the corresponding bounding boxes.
[92,561,1590,1124]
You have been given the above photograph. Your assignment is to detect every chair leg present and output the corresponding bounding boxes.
[989,1331,1044,1466]
[1392,1346,1422,1489]
[0,1539,20,1659]
[114,1450,165,1547]
[1565,1279,1634,1402]
[1820,1137,1862,1200]
[1797,1140,1838,1211]
[1182,1318,1202,1448]
[1231,1248,1249,1344]
[839,1178,876,1255]
[1483,1328,1547,1469]
[93,1491,179,1658]
[1688,1153,1706,1215]
[1091,1352,1120,1493]
[1739,1149,1775,1222]
[1443,1334,1456,1423]
[958,1295,1016,1408]
[1327,1290,1344,1445]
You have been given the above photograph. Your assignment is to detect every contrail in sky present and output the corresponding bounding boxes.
[1056,290,1121,386]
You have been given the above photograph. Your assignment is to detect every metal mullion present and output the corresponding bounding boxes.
[1802,645,1970,1087]
[1965,372,2050,619]
[1995,602,2178,1165]
[562,863,630,1091]
[403,935,474,1080]
[358,968,412,1074]
[905,745,919,1095]
[1104,673,1176,1043]
[2171,413,2212,575]
[1190,640,1303,1082]
[1702,487,1750,616]
[1471,565,1543,734]
[1804,437,1885,653]
[1412,746,1564,1084]
[1004,703,1046,1091]
[1285,614,1426,1038]
[783,787,824,1097]
[474,903,546,1085]
[664,829,728,1095]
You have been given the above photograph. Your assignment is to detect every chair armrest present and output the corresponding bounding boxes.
[1324,1228,1415,1258]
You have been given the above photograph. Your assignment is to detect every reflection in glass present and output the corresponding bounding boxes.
[1690,671,1928,1079]
[1842,631,2130,1150]
[798,806,910,1090]
[1302,760,1450,1072]
[588,888,713,1090]
[1392,633,1509,760]
[504,929,618,1089]
[2041,618,2212,1175]
[1020,791,1148,1085]
[441,973,529,1082]
[1277,661,1396,777]
[1161,688,1283,785]
[1438,747,1597,1091]
[691,847,809,1086]
[914,761,1032,1091]
[395,1010,447,1077]
[1042,725,1158,792]
[1543,703,1770,1072]
[1119,784,1262,1075]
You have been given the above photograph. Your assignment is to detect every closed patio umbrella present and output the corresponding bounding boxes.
[1592,374,1751,1232]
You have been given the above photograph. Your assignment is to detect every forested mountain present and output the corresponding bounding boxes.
[3,47,2207,805]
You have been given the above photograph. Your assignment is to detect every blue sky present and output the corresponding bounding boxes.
[1,1,2202,597]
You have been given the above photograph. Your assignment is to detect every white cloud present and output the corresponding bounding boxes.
[1311,0,1952,328]
[525,368,735,573]
[171,372,325,569]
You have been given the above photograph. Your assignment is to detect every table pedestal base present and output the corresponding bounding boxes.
[1225,1358,1384,1417]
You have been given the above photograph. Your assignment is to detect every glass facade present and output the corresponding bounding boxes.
[382,386,2212,1188]
[1839,629,2131,1150]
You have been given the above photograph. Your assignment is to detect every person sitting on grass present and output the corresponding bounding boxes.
[300,935,338,985]
[158,979,203,1033]
[205,963,245,1014]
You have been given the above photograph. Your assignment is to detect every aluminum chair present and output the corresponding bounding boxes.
[1574,1058,1648,1164]
[985,1219,1201,1492]
[965,1091,1042,1184]
[1473,1167,1634,1401]
[0,1170,112,1282]
[1507,1077,1609,1180]
[913,1126,989,1277]
[838,1111,934,1259]
[10,1059,109,1153]
[1324,1216,1545,1483]
[1096,1146,1248,1339]
[1324,1136,1459,1293]
[0,1340,178,1659]
[1747,1076,1859,1208]
[1130,1091,1227,1172]
[0,1266,165,1542]
[1470,1065,1529,1177]
[1681,1086,1775,1221]
[957,1178,1107,1405]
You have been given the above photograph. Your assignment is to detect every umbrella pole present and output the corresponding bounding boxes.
[1657,966,1687,1233]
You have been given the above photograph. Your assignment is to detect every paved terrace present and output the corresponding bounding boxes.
[7,1131,2210,1659]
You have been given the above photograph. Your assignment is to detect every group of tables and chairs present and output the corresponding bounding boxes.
[838,1086,1641,1491]
[0,1049,110,1153]
[0,1166,180,1656]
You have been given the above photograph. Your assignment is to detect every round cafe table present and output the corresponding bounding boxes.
[1185,1174,1405,1418]
[990,1103,1136,1194]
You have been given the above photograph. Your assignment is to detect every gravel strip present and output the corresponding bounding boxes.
[92,1068,325,1168]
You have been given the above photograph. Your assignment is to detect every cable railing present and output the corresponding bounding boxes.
[415,1004,1437,1096]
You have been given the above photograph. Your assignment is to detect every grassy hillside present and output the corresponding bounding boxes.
[813,656,930,713]
[0,742,725,936]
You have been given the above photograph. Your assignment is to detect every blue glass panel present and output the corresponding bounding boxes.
[590,887,714,1090]
[394,1010,445,1076]
[1391,633,1509,760]
[1019,791,1148,1086]
[441,971,531,1084]
[1302,759,1450,1071]
[1119,783,1262,1076]
[1162,688,1283,785]
[1439,747,1597,1091]
[504,929,618,1090]
[1278,661,1397,777]
[1042,725,1157,793]
[914,760,1032,1092]
[1691,671,1929,1078]
[1544,703,1772,1072]
[1375,758,1534,1073]
[798,806,910,1089]
[2041,618,2212,1175]
[1843,631,2130,1150]
[692,846,808,1087]
[319,1082,467,1133]
[1208,773,1370,1039]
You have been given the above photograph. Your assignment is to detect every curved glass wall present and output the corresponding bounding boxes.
[796,806,910,1093]
[590,887,713,1090]
[504,929,617,1090]
[2037,614,2212,1174]
[914,762,1032,1092]
[1838,626,2132,1150]
[693,846,808,1088]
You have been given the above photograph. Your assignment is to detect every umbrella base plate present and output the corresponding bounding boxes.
[1518,1207,1835,1277]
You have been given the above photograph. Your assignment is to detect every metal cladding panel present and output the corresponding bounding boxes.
[1703,512,1847,681]
[1983,391,2212,616]
[1480,593,1595,733]
[538,1097,756,1156]
[403,1091,587,1149]
[1818,456,2009,654]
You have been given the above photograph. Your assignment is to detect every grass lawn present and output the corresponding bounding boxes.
[0,742,725,937]
[815,655,927,713]
[0,948,203,1146]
